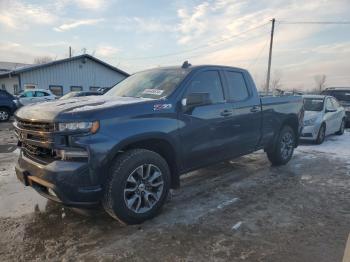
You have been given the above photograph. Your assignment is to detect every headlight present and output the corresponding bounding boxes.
[304,118,317,126]
[58,121,99,133]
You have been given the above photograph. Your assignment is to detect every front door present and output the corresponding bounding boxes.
[19,91,36,105]
[178,69,233,171]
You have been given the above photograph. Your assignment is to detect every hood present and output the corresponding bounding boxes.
[304,110,322,121]
[339,100,350,108]
[15,96,154,121]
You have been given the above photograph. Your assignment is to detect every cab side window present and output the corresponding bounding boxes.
[225,71,249,101]
[23,91,35,97]
[35,91,49,97]
[186,71,224,104]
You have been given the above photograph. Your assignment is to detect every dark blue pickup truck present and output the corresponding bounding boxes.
[14,64,304,224]
[0,90,17,122]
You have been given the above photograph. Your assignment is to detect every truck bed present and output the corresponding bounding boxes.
[259,95,304,148]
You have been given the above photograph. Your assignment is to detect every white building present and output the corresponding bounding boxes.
[0,55,129,96]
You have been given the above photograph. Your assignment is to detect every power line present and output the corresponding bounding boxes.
[247,38,269,70]
[118,22,270,61]
[279,21,350,24]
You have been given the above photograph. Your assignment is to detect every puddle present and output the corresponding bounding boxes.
[0,144,17,153]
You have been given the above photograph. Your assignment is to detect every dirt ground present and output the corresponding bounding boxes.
[0,121,349,262]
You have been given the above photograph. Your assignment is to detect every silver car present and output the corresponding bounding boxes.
[301,95,346,144]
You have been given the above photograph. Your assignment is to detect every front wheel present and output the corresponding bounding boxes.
[315,124,326,144]
[103,149,171,224]
[0,108,10,122]
[267,126,295,166]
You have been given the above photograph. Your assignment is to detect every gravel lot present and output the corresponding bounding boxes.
[0,121,349,261]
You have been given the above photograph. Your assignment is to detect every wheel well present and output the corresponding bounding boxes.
[120,139,180,189]
[282,117,299,137]
[0,106,10,112]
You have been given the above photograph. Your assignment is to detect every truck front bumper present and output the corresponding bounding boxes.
[15,151,103,208]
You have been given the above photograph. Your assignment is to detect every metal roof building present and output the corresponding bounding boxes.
[0,54,129,95]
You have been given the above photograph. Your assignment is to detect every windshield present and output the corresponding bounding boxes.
[60,92,79,100]
[304,98,324,111]
[106,68,189,99]
[322,90,350,102]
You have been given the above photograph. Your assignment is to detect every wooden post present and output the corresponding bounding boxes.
[343,234,350,262]
[265,18,275,95]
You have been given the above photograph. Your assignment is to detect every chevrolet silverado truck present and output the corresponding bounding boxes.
[14,64,304,224]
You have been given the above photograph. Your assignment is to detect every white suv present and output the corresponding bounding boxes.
[17,89,57,106]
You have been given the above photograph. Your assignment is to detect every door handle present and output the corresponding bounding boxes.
[250,106,260,113]
[220,109,232,117]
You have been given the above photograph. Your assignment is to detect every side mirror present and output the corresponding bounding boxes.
[182,93,211,108]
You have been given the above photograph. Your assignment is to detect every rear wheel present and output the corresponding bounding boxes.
[336,119,345,135]
[315,124,326,144]
[267,126,295,166]
[103,149,171,224]
[0,108,10,122]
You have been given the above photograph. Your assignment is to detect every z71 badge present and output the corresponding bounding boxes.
[153,104,172,111]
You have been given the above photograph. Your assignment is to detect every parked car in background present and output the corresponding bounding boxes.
[97,87,112,94]
[14,64,304,224]
[301,95,346,144]
[17,89,56,106]
[321,87,350,126]
[0,90,17,122]
[60,91,102,100]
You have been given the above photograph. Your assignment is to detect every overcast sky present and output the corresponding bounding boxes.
[0,0,349,90]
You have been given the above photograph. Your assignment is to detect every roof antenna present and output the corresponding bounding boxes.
[182,60,191,69]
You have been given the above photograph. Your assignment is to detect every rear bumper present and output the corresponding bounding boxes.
[345,111,350,123]
[15,151,102,207]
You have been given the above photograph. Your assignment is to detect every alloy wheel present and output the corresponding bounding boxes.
[280,132,294,160]
[0,110,9,121]
[124,164,164,214]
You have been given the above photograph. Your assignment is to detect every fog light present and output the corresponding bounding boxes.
[55,149,88,160]
[48,188,57,197]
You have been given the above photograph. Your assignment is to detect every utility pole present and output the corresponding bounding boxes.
[265,18,275,94]
[69,46,72,58]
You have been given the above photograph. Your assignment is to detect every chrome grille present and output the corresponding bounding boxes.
[16,119,55,132]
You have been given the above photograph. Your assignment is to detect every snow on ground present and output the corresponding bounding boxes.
[296,129,350,160]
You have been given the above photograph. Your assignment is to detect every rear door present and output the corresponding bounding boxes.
[35,91,48,102]
[324,97,337,134]
[330,97,344,130]
[179,69,233,170]
[223,70,261,156]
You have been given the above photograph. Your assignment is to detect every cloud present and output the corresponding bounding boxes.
[54,18,104,32]
[176,2,211,44]
[53,0,107,10]
[0,0,56,30]
[34,41,68,47]
[95,45,120,57]
[74,0,107,10]
[114,17,175,33]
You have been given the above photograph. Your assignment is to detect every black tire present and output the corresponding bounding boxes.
[267,126,295,166]
[103,149,171,224]
[0,107,10,122]
[336,119,345,135]
[315,124,326,144]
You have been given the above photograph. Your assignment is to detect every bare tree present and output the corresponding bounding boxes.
[271,70,283,91]
[33,56,54,64]
[314,74,327,93]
